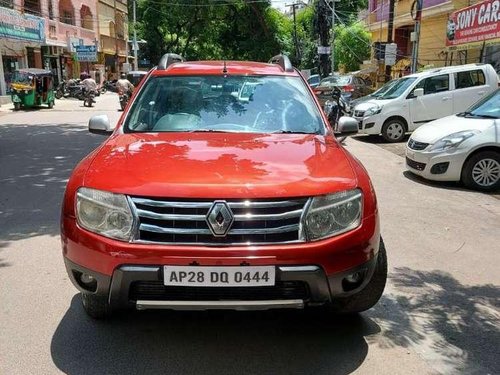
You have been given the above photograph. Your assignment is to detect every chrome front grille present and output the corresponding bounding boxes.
[408,138,429,150]
[129,197,308,245]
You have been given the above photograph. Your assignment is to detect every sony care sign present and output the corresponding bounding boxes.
[446,0,500,47]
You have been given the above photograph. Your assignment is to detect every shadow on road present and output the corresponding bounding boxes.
[371,268,500,374]
[351,134,410,144]
[403,170,500,196]
[51,296,378,375]
[50,268,500,375]
[0,123,103,245]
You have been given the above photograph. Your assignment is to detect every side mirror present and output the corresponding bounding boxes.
[89,115,112,135]
[335,116,359,137]
[413,88,424,97]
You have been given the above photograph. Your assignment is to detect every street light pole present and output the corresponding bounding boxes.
[133,0,138,71]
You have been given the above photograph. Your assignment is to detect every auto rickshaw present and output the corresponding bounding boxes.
[10,69,55,110]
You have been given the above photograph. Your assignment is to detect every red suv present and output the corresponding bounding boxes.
[61,54,387,318]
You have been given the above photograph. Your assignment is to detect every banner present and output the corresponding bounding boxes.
[0,6,45,43]
[446,0,500,47]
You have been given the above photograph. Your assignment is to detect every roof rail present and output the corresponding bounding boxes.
[268,54,294,72]
[157,53,185,70]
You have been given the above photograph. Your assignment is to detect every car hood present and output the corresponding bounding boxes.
[410,115,496,144]
[354,99,392,111]
[84,132,358,198]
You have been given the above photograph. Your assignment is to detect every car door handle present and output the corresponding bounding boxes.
[442,97,451,101]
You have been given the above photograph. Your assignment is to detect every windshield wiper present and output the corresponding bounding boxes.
[188,129,230,133]
[459,111,498,119]
[272,130,318,134]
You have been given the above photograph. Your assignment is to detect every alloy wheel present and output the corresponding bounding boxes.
[472,158,500,187]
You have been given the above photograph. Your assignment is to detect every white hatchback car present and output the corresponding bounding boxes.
[353,64,498,142]
[405,89,499,191]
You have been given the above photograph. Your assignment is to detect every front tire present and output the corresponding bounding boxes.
[331,238,388,313]
[461,151,500,191]
[81,293,111,319]
[13,102,20,110]
[381,119,406,143]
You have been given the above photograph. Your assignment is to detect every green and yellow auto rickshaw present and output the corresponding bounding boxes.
[10,69,55,110]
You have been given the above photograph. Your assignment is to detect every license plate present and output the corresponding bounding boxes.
[163,266,275,287]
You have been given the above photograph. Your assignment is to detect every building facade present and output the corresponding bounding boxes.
[97,0,128,81]
[0,0,129,97]
[365,0,500,80]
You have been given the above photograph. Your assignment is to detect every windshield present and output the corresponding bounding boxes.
[124,75,325,134]
[372,79,399,97]
[460,89,500,119]
[11,71,32,85]
[377,77,417,99]
[320,75,351,87]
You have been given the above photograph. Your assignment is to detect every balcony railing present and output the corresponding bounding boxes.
[100,35,127,56]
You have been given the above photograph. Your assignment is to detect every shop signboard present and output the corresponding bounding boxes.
[446,0,500,49]
[0,6,45,42]
[75,45,98,62]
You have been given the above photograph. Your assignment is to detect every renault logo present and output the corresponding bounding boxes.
[206,201,234,237]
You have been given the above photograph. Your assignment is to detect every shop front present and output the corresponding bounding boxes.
[0,6,45,96]
[446,0,500,69]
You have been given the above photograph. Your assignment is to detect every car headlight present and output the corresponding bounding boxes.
[76,187,135,241]
[364,105,383,117]
[301,189,363,241]
[429,130,480,152]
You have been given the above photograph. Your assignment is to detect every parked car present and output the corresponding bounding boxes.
[353,63,498,142]
[349,78,400,108]
[406,88,499,191]
[61,53,387,319]
[306,74,320,88]
[313,74,373,107]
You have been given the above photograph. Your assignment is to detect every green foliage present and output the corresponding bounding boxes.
[134,0,293,65]
[334,22,371,72]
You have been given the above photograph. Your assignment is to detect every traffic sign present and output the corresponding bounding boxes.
[317,46,331,55]
[75,45,97,62]
[384,43,397,66]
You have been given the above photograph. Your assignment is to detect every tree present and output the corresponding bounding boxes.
[133,0,293,65]
[333,22,371,72]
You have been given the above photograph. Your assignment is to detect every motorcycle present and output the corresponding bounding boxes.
[119,89,132,111]
[83,89,96,107]
[324,87,350,143]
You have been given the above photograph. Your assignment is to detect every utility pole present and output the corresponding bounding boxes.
[316,0,330,77]
[410,0,422,73]
[331,0,335,74]
[385,0,395,82]
[286,2,302,65]
[133,0,138,71]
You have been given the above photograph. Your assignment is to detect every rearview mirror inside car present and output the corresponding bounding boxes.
[89,115,112,135]
[335,116,359,137]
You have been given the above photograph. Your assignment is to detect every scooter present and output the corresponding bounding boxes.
[324,87,350,143]
[84,90,96,107]
[119,89,132,111]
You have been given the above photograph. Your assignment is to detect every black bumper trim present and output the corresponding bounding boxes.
[64,255,379,310]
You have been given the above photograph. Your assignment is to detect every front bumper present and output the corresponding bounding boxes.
[405,146,467,182]
[65,254,379,311]
[353,113,382,134]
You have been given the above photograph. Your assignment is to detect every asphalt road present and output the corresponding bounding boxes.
[0,94,499,375]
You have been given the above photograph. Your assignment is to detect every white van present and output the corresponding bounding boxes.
[353,64,498,142]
